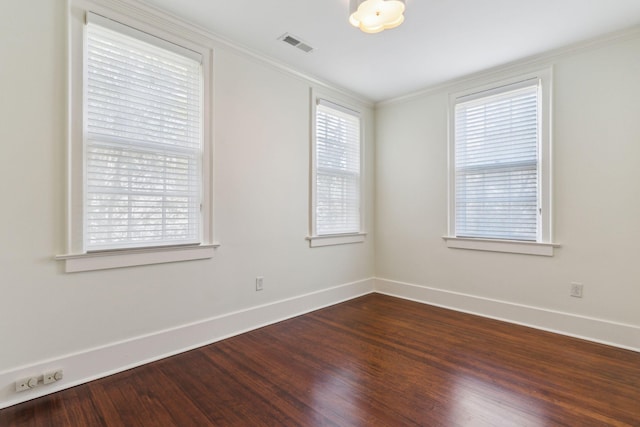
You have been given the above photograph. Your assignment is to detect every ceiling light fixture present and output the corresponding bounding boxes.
[349,0,406,34]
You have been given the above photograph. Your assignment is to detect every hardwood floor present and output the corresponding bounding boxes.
[1,294,639,426]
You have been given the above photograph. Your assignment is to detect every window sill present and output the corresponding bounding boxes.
[307,233,366,248]
[442,236,559,256]
[55,243,220,273]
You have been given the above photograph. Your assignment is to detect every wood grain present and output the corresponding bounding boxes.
[1,294,639,426]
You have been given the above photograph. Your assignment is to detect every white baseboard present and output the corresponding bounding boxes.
[0,278,374,409]
[4,276,637,410]
[375,277,640,353]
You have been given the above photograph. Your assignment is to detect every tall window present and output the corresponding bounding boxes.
[85,14,203,251]
[447,71,553,255]
[60,8,214,272]
[310,97,364,246]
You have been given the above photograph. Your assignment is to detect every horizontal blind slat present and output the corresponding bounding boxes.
[85,19,202,251]
[454,83,539,241]
[315,101,361,236]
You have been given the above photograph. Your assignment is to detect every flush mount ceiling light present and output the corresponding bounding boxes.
[349,0,406,34]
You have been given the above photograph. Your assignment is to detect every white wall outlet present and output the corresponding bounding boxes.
[15,376,39,392]
[15,378,30,392]
[570,282,584,298]
[256,276,264,291]
[44,369,63,384]
[44,371,56,385]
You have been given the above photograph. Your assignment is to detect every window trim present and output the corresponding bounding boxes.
[442,236,559,257]
[445,68,557,256]
[56,244,220,273]
[58,1,216,272]
[308,90,366,247]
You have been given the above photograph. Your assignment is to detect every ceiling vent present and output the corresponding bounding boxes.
[278,33,314,54]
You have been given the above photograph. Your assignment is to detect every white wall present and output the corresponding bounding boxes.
[375,31,640,342]
[0,0,374,402]
[2,0,639,410]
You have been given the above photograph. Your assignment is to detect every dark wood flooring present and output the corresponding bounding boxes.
[1,293,639,426]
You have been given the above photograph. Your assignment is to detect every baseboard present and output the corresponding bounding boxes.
[0,278,375,409]
[375,278,640,353]
[5,276,636,409]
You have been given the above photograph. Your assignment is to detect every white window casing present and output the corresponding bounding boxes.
[58,3,216,272]
[308,93,365,247]
[444,69,558,256]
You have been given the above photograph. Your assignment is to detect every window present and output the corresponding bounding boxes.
[308,95,365,247]
[85,14,202,251]
[445,70,556,256]
[59,7,215,272]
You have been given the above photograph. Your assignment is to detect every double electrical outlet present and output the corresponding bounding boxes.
[16,370,63,392]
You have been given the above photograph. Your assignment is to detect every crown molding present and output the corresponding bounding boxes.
[377,24,640,108]
[76,0,375,107]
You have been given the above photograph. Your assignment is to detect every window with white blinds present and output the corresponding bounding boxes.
[85,14,203,251]
[314,99,362,236]
[453,81,540,241]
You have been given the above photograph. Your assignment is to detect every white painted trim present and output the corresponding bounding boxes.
[55,244,221,272]
[374,278,640,353]
[307,233,367,247]
[446,68,554,251]
[3,277,636,409]
[67,1,216,265]
[0,278,375,409]
[442,236,559,256]
[309,89,366,241]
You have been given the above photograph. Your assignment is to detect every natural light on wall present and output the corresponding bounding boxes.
[349,0,406,34]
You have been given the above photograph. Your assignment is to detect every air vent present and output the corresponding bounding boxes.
[297,43,313,53]
[282,35,300,46]
[278,33,315,54]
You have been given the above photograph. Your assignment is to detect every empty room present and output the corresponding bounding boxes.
[1,0,639,425]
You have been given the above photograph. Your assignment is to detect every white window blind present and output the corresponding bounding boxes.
[454,82,540,241]
[85,15,203,251]
[315,99,361,236]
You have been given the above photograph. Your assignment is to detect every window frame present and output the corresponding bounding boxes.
[58,1,216,272]
[308,91,366,248]
[444,68,557,256]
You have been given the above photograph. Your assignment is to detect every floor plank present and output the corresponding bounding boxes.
[1,294,639,426]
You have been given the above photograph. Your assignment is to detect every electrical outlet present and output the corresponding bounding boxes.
[15,378,30,392]
[570,282,584,298]
[16,370,63,392]
[256,276,264,291]
[44,371,56,385]
[44,369,63,385]
[15,376,39,392]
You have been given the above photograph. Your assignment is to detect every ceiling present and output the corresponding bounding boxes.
[140,0,640,103]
